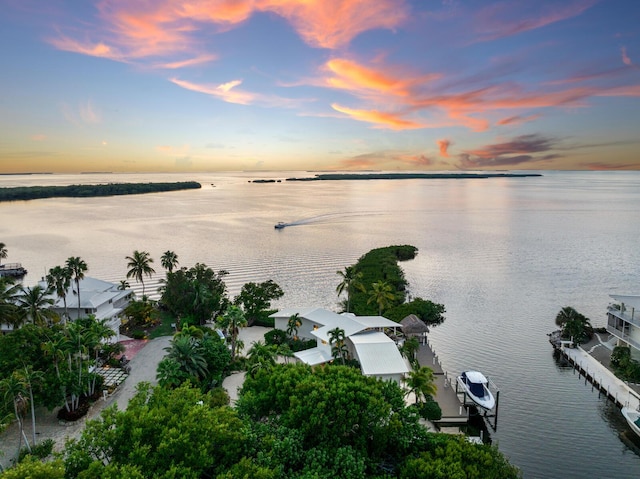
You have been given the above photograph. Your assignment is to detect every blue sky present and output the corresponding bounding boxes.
[1,0,639,173]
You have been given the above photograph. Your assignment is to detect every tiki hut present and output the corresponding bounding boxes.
[400,314,429,343]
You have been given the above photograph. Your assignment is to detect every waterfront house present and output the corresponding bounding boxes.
[607,294,640,360]
[40,276,133,341]
[270,307,409,383]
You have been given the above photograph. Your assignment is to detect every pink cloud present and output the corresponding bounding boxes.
[170,78,255,105]
[474,0,599,43]
[437,139,451,157]
[621,46,633,66]
[497,114,541,126]
[262,0,409,49]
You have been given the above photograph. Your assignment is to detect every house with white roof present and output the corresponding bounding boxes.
[607,294,640,360]
[270,307,409,383]
[39,276,133,341]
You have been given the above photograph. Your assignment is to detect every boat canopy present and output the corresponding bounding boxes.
[462,371,490,399]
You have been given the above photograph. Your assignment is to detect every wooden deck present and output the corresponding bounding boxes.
[416,338,470,425]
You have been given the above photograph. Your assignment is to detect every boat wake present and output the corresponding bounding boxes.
[280,211,384,228]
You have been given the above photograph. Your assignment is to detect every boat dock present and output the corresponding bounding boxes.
[417,338,499,429]
[0,262,27,278]
[557,342,640,411]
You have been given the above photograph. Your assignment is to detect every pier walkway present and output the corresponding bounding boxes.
[560,343,640,411]
[416,338,469,425]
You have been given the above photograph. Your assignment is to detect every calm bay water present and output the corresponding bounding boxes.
[2,170,640,478]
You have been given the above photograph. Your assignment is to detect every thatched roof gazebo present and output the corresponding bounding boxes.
[400,314,429,340]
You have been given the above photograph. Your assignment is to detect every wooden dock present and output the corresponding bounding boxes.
[416,338,473,425]
[559,344,640,410]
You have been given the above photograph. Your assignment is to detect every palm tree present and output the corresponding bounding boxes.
[0,277,21,328]
[286,313,301,339]
[15,284,57,326]
[47,265,72,323]
[217,305,247,360]
[165,336,208,380]
[66,256,88,318]
[328,327,348,364]
[400,336,420,368]
[161,250,179,273]
[405,366,437,404]
[0,242,7,265]
[118,280,130,291]
[126,250,156,298]
[336,266,364,313]
[0,373,30,460]
[16,366,44,445]
[368,281,395,315]
[555,306,593,344]
[246,340,278,377]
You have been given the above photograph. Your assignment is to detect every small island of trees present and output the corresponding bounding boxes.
[0,181,201,202]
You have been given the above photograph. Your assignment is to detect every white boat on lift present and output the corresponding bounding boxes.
[457,370,496,411]
[621,407,640,437]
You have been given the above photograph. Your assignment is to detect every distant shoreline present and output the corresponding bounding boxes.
[251,172,542,183]
[0,181,201,202]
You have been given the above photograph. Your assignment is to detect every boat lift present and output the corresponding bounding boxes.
[455,376,500,431]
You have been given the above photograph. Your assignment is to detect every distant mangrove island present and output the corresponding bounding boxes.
[251,172,542,183]
[0,181,201,202]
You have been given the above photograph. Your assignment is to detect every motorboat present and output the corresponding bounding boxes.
[457,370,495,411]
[621,407,640,437]
[274,222,286,229]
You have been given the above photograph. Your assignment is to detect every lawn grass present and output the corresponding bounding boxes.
[148,310,177,339]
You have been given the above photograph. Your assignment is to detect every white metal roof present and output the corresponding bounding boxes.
[294,347,333,366]
[349,331,410,376]
[352,315,400,329]
[610,295,640,310]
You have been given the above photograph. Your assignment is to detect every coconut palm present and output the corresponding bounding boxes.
[328,327,348,364]
[66,256,88,318]
[217,305,247,360]
[126,250,156,298]
[0,242,7,265]
[367,280,396,315]
[47,265,72,323]
[336,266,364,313]
[161,250,179,273]
[405,366,437,404]
[15,284,57,327]
[118,280,130,291]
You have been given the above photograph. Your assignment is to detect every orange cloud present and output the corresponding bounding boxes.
[170,78,255,105]
[262,0,408,49]
[331,103,424,130]
[437,139,451,157]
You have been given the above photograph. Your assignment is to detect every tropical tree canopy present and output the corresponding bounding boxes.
[233,280,284,325]
[160,263,229,325]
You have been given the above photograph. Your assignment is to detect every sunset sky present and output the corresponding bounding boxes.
[1,0,639,173]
